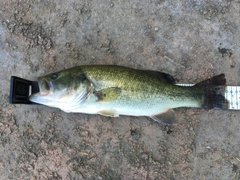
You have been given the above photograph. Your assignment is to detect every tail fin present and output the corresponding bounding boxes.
[194,74,229,109]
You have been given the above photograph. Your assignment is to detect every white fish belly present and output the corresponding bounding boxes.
[70,94,201,116]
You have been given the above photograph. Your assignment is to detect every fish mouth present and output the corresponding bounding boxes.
[29,78,54,104]
[37,77,54,95]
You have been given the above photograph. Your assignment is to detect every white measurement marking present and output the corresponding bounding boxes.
[29,85,32,96]
[226,86,240,110]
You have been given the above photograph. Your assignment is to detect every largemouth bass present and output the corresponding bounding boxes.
[29,65,229,124]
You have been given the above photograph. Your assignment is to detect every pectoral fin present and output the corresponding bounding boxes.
[150,109,176,125]
[95,87,122,102]
[99,110,119,117]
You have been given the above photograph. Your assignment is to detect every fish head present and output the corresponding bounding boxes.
[29,67,89,110]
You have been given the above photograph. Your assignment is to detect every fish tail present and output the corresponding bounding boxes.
[194,74,229,109]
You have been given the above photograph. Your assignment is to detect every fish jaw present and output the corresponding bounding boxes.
[29,82,91,112]
[29,91,76,111]
[29,77,54,105]
[29,92,57,106]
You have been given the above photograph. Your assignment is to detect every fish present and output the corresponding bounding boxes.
[29,65,229,125]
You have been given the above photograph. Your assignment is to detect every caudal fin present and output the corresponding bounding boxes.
[194,74,229,109]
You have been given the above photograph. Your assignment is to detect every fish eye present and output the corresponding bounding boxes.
[51,73,58,80]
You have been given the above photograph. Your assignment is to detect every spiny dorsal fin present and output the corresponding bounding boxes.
[143,70,176,84]
[150,109,176,125]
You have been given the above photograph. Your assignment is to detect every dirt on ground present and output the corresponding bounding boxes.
[0,0,240,179]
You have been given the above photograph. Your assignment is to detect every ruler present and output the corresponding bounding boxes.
[177,84,240,110]
[225,86,240,110]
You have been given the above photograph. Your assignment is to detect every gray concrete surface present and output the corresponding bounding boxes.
[0,0,240,179]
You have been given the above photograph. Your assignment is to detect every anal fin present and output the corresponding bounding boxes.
[150,109,176,125]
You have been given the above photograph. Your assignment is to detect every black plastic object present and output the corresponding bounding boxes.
[9,76,39,104]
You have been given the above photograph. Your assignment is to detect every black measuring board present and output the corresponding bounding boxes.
[9,76,39,104]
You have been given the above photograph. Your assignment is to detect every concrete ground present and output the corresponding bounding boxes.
[0,0,240,179]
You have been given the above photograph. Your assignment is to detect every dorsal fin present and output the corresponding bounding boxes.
[143,70,176,84]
